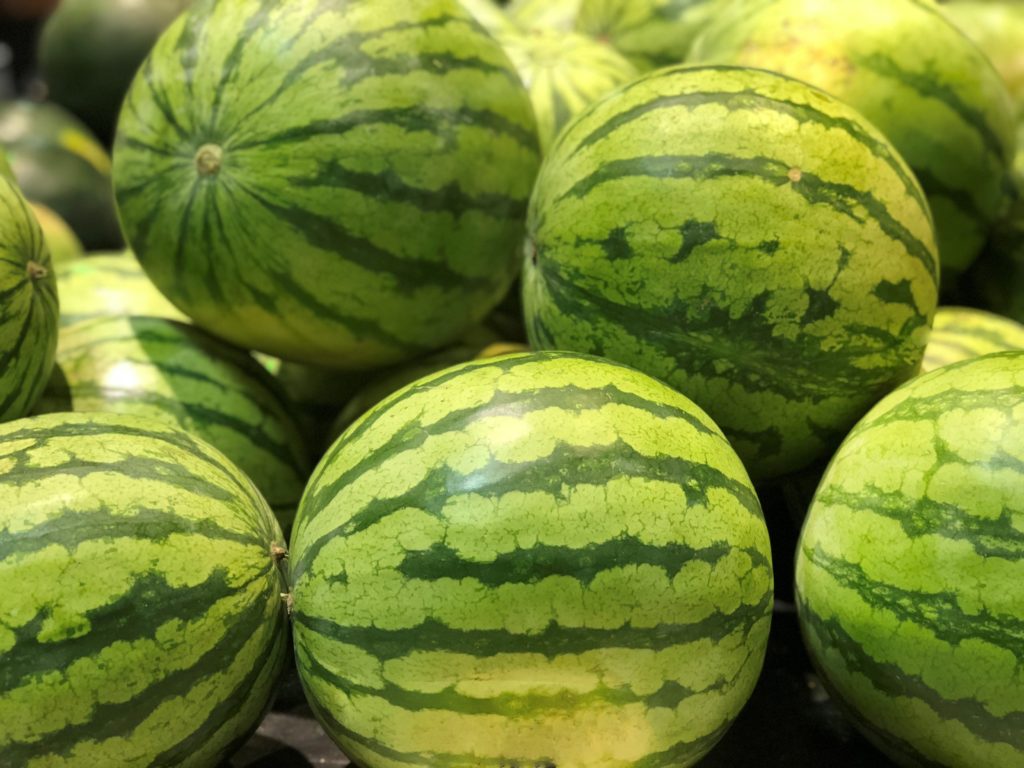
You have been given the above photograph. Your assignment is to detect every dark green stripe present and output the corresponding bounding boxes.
[395,539,769,587]
[294,592,772,660]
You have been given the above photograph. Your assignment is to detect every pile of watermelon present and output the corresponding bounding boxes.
[1,0,1024,766]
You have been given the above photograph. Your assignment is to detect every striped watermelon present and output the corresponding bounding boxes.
[499,28,639,153]
[920,306,1024,373]
[508,0,581,31]
[34,314,310,528]
[290,351,773,768]
[113,0,539,368]
[0,171,59,423]
[689,0,1017,277]
[524,64,939,480]
[576,0,725,70]
[796,351,1024,767]
[56,251,187,327]
[0,411,289,766]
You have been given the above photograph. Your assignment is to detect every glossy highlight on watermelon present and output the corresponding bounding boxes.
[796,351,1024,768]
[0,171,59,423]
[0,411,289,767]
[524,64,939,480]
[113,0,540,368]
[290,351,773,768]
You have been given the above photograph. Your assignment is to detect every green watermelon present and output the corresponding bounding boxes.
[920,305,1024,373]
[113,0,540,368]
[35,315,310,528]
[796,351,1024,767]
[524,64,939,480]
[0,172,59,423]
[38,0,191,144]
[290,351,773,768]
[508,0,581,31]
[576,0,725,70]
[689,0,1017,277]
[29,202,85,264]
[56,251,187,327]
[0,100,122,250]
[499,28,639,153]
[941,1,1024,114]
[0,411,289,766]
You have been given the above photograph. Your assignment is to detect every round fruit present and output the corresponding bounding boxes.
[690,0,1017,276]
[56,251,187,327]
[576,0,725,69]
[291,351,773,768]
[114,0,540,368]
[941,0,1024,113]
[458,0,517,34]
[499,28,639,153]
[796,351,1024,768]
[0,411,289,767]
[29,202,84,264]
[0,172,59,423]
[524,65,939,480]
[508,0,581,31]
[0,100,122,250]
[35,315,310,528]
[38,0,191,143]
[920,306,1024,373]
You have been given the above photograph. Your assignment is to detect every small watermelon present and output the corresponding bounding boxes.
[508,0,581,32]
[524,65,939,479]
[0,411,289,766]
[291,351,773,768]
[113,0,539,368]
[797,351,1024,767]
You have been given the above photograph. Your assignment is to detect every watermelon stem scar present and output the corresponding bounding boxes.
[271,543,288,561]
[195,144,223,176]
[25,260,48,280]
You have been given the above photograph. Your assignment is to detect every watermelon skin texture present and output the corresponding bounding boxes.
[113,0,540,369]
[0,172,59,423]
[499,28,639,154]
[796,351,1024,768]
[55,251,186,327]
[290,351,773,768]
[920,306,1024,373]
[690,0,1017,277]
[35,314,311,527]
[523,64,939,481]
[0,411,289,767]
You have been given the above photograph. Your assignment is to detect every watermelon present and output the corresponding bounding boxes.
[29,202,85,264]
[796,351,1024,767]
[508,0,581,31]
[38,0,192,144]
[35,314,310,528]
[0,100,123,250]
[524,64,939,480]
[113,0,540,368]
[499,28,639,153]
[941,1,1024,114]
[920,306,1024,373]
[0,411,289,766]
[56,251,187,327]
[576,0,725,70]
[290,350,773,768]
[0,172,59,423]
[689,0,1017,278]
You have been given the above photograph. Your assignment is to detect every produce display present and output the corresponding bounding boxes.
[2,0,1024,765]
